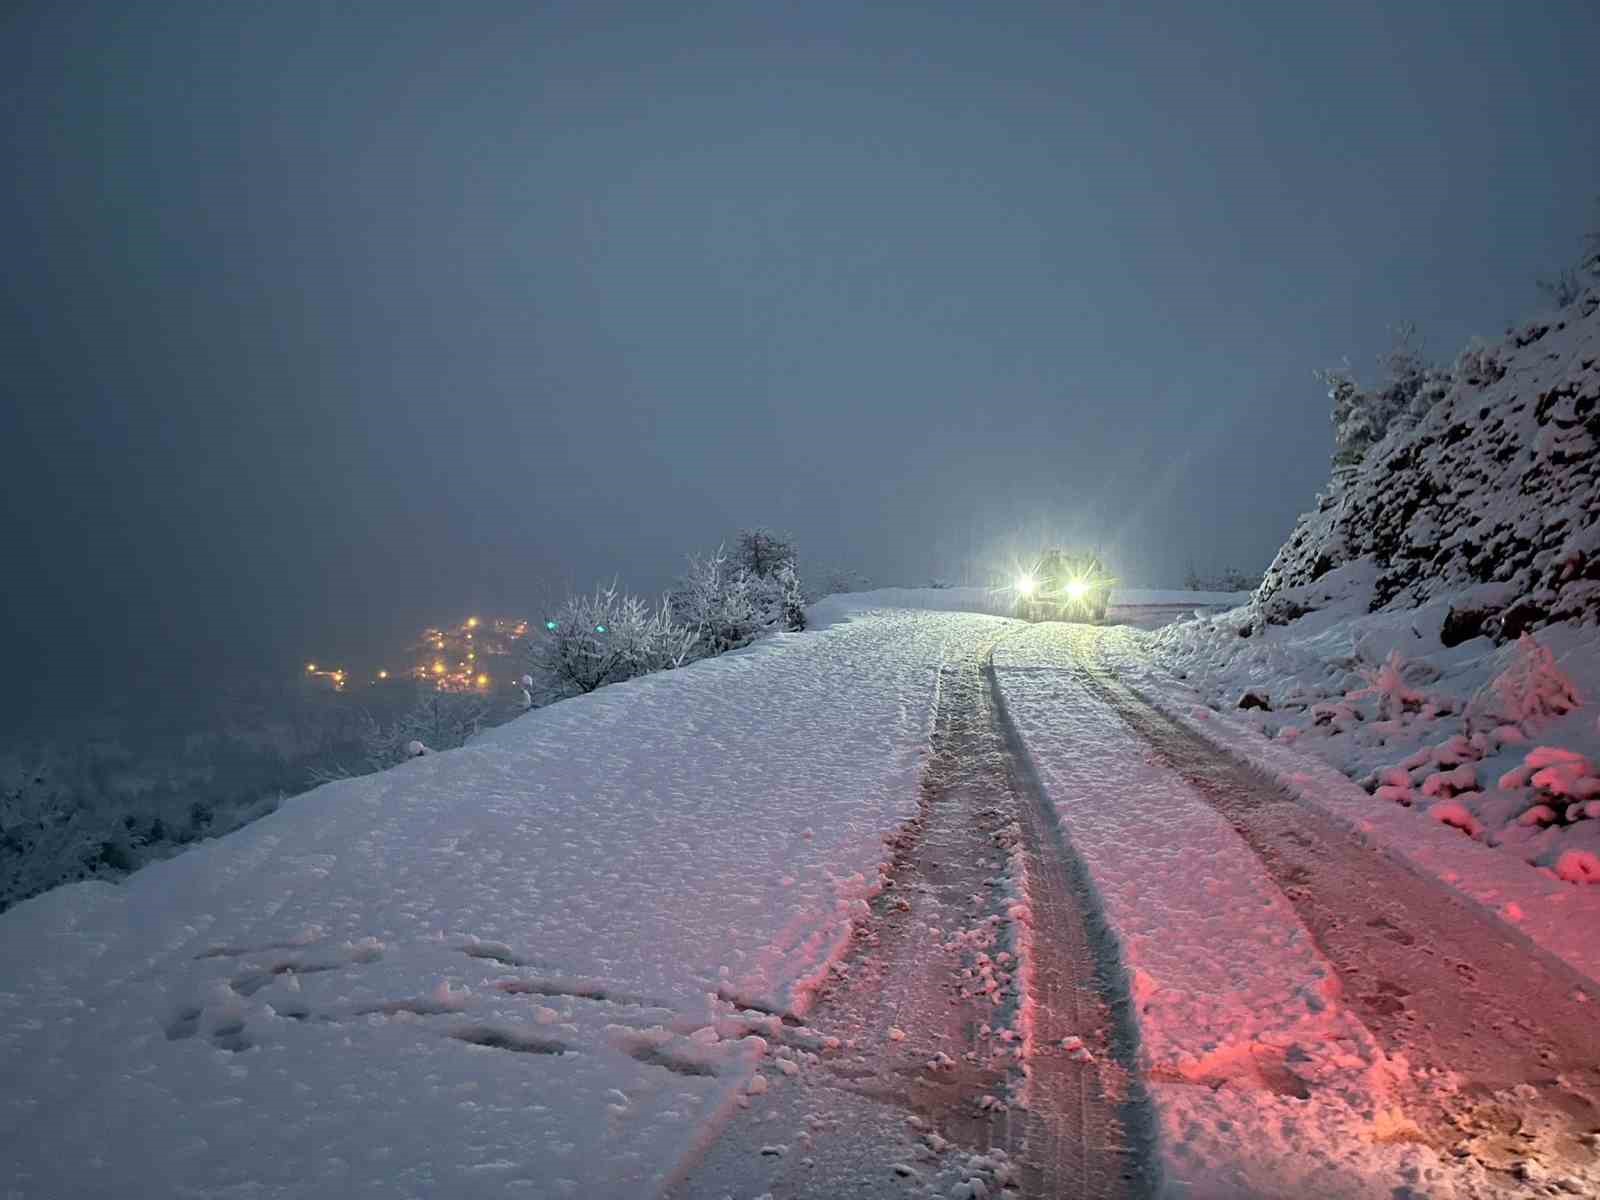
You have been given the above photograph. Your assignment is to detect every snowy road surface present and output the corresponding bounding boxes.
[2,594,1597,1198]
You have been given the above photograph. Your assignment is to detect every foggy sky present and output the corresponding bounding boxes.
[3,0,1597,715]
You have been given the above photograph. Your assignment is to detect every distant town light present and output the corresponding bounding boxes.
[377,670,388,680]
[433,662,445,675]
[476,673,489,687]
[307,663,317,672]
[467,617,479,628]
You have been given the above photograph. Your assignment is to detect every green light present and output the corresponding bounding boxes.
[545,620,558,631]
[594,624,607,633]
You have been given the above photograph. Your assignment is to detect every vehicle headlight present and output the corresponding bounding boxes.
[1015,574,1037,596]
[1066,578,1091,600]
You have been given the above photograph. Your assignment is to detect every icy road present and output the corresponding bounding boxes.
[2,592,1597,1199]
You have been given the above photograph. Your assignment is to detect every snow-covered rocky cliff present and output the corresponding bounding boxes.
[1151,288,1600,887]
[1259,287,1599,641]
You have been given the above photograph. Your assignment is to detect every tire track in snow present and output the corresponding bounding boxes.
[1075,628,1600,1188]
[667,634,1152,1198]
[982,635,1161,1199]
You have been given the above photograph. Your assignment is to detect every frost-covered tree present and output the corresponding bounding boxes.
[673,546,760,655]
[1322,323,1441,467]
[734,528,797,579]
[672,541,806,651]
[1374,322,1427,424]
[774,561,807,632]
[1321,362,1378,468]
[528,584,696,701]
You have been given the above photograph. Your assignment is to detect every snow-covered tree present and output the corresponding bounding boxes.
[1321,362,1378,468]
[1322,323,1440,467]
[528,584,696,701]
[1374,321,1427,424]
[673,546,761,655]
[733,528,797,579]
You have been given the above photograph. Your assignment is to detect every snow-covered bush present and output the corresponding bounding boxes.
[1347,649,1426,720]
[673,547,763,655]
[1468,634,1581,730]
[671,536,807,653]
[528,584,697,701]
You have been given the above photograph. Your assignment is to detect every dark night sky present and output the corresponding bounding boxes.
[2,1,1596,717]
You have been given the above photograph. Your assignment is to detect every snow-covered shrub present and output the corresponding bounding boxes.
[1323,324,1440,467]
[1321,363,1378,468]
[529,584,697,701]
[1374,321,1429,426]
[1347,650,1426,720]
[672,537,807,653]
[672,547,763,655]
[1469,634,1581,729]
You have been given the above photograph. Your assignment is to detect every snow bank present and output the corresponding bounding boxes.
[0,609,991,1199]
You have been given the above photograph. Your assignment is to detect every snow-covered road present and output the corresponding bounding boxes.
[997,621,1600,1199]
[2,596,1596,1199]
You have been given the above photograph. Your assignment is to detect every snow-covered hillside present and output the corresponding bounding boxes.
[1260,287,1600,635]
[1150,289,1600,889]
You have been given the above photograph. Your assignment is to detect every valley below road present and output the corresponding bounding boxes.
[2,594,1596,1199]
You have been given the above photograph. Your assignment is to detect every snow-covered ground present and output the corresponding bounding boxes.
[5,586,1594,1199]
[0,606,986,1199]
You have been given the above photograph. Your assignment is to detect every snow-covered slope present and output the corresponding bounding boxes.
[1259,287,1599,636]
[1149,289,1600,891]
[0,608,992,1199]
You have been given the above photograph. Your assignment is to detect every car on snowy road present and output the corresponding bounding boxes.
[1013,550,1113,623]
